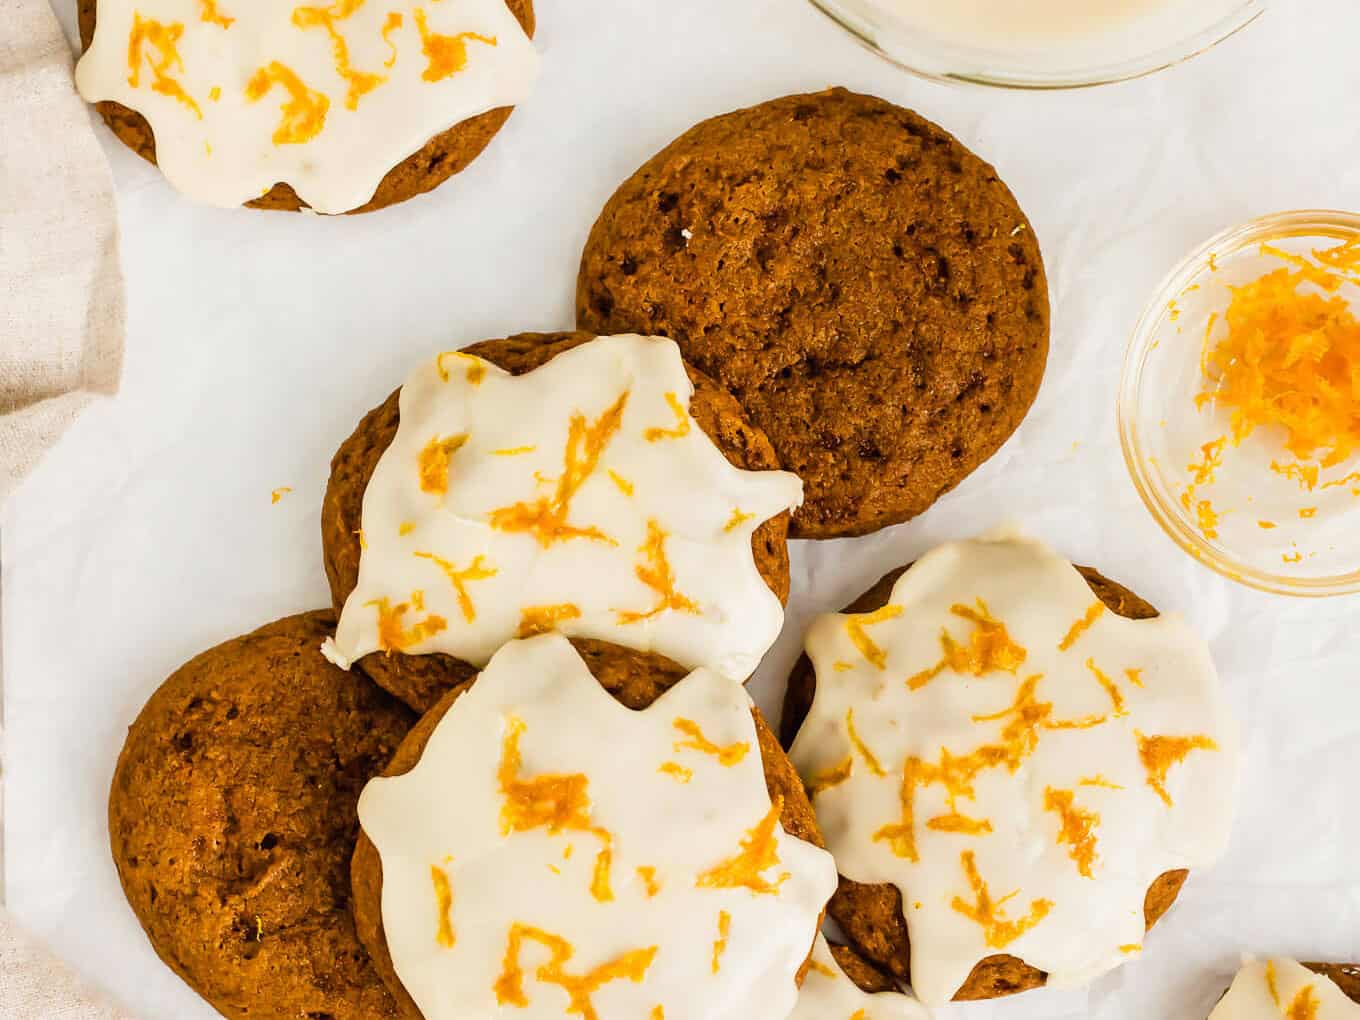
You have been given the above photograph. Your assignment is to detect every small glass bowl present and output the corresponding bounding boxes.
[809,0,1264,90]
[1119,210,1360,597]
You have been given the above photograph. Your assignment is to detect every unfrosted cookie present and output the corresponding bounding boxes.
[322,331,795,712]
[108,611,414,1019]
[350,634,833,1019]
[781,533,1239,1005]
[76,0,535,213]
[577,87,1049,538]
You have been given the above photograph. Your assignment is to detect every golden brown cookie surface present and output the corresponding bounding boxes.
[109,611,415,1019]
[76,0,534,213]
[577,88,1049,538]
[322,330,793,712]
[779,564,1189,1001]
[350,639,823,1018]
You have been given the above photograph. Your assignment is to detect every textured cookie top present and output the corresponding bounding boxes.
[74,0,537,212]
[325,335,802,681]
[108,611,412,1020]
[790,935,929,1020]
[577,88,1049,538]
[1211,959,1360,1018]
[787,531,1239,1006]
[357,634,838,1019]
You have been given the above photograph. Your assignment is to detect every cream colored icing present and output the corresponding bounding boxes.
[1209,958,1360,1019]
[790,934,932,1020]
[357,633,838,1020]
[788,530,1240,1007]
[75,0,537,213]
[324,335,803,680]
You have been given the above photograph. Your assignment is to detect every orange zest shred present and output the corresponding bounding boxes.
[616,520,700,624]
[270,486,292,504]
[492,924,656,1019]
[711,911,731,974]
[430,864,455,948]
[1267,961,1281,1004]
[844,605,903,670]
[874,674,1105,862]
[517,603,582,638]
[644,391,691,442]
[413,9,497,82]
[1283,550,1305,564]
[199,0,234,28]
[292,0,387,110]
[1058,601,1105,651]
[126,16,202,118]
[1178,439,1227,540]
[1259,520,1278,529]
[657,762,692,784]
[413,551,495,622]
[1125,668,1145,688]
[833,661,854,672]
[1299,506,1318,518]
[435,350,488,384]
[1085,658,1128,717]
[368,596,446,653]
[650,1008,665,1020]
[490,393,627,546]
[1135,731,1219,807]
[1287,985,1321,1020]
[805,756,853,797]
[245,62,328,144]
[356,527,368,550]
[1080,774,1123,789]
[808,957,837,979]
[907,599,1027,690]
[381,11,403,67]
[497,716,614,902]
[1191,239,1360,509]
[1120,944,1142,954]
[950,850,1052,949]
[672,718,748,765]
[1043,787,1100,878]
[494,445,536,456]
[724,508,754,532]
[417,433,469,495]
[844,709,886,777]
[607,470,634,496]
[635,866,661,897]
[696,797,790,896]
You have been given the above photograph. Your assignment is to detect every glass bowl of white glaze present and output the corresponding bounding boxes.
[809,0,1265,89]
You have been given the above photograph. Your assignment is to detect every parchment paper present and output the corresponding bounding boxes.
[5,1,1359,1017]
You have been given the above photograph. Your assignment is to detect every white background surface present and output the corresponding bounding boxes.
[5,1,1360,1018]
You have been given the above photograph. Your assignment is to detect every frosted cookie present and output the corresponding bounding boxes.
[350,633,838,1019]
[322,331,801,711]
[576,88,1049,539]
[782,532,1240,1006]
[1210,959,1360,1017]
[791,934,931,1020]
[75,0,537,212]
[108,611,414,1019]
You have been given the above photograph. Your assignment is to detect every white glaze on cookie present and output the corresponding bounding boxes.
[325,335,802,680]
[788,531,1240,1006]
[358,634,838,1020]
[1210,958,1360,1019]
[75,0,537,212]
[791,935,932,1020]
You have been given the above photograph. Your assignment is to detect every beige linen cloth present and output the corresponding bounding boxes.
[1,0,130,1016]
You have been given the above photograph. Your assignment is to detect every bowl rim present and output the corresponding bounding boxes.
[808,0,1266,90]
[1118,208,1360,598]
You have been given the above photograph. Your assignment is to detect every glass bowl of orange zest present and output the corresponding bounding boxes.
[1120,210,1360,596]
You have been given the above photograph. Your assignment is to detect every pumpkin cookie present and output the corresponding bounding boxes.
[75,0,536,213]
[1209,958,1360,1017]
[790,934,930,1019]
[782,531,1239,1006]
[322,331,797,712]
[351,634,837,1019]
[577,87,1049,538]
[108,611,414,1019]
